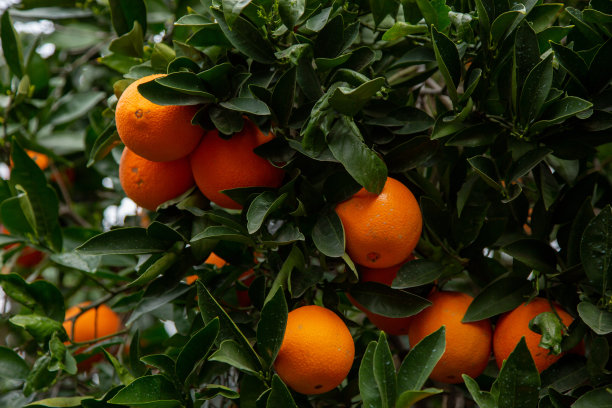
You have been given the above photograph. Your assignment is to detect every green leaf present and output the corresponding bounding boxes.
[537,26,573,53]
[491,8,525,47]
[565,7,602,45]
[580,205,612,290]
[211,8,275,64]
[108,0,147,36]
[220,97,271,116]
[527,4,563,32]
[51,92,107,125]
[398,326,445,392]
[197,281,262,369]
[519,55,553,126]
[191,226,255,246]
[463,375,497,408]
[359,341,383,408]
[267,375,298,408]
[416,0,451,30]
[462,276,533,322]
[385,137,439,172]
[549,42,588,90]
[577,302,612,335]
[507,148,552,183]
[1,10,24,77]
[327,116,387,194]
[140,355,176,378]
[572,387,612,408]
[312,210,345,258]
[246,192,287,234]
[108,375,181,407]
[467,155,502,191]
[529,312,564,355]
[256,288,288,369]
[431,27,460,104]
[370,0,400,25]
[278,0,305,29]
[496,338,541,408]
[197,385,240,401]
[109,21,144,58]
[9,315,66,343]
[348,282,431,318]
[373,332,396,408]
[210,340,262,376]
[382,22,428,41]
[567,197,594,266]
[588,37,612,92]
[222,0,252,28]
[392,260,444,289]
[0,274,64,322]
[397,389,444,407]
[25,397,92,408]
[328,77,385,116]
[77,228,174,255]
[102,349,134,386]
[530,96,593,133]
[128,252,178,288]
[502,239,557,274]
[270,67,296,127]
[513,20,540,114]
[0,346,29,380]
[126,284,191,326]
[87,124,120,167]
[176,317,219,382]
[137,73,215,105]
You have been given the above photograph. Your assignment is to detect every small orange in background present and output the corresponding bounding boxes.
[115,74,203,162]
[493,297,575,373]
[190,119,285,209]
[348,256,415,335]
[119,147,195,211]
[335,177,422,269]
[274,305,355,395]
[1,226,45,268]
[186,252,228,285]
[407,291,492,384]
[26,150,50,170]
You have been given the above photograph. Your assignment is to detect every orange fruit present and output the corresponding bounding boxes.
[63,302,121,343]
[335,177,422,269]
[493,297,574,373]
[348,256,415,335]
[407,291,492,384]
[1,226,45,268]
[189,119,285,209]
[186,252,228,285]
[274,305,355,394]
[26,150,49,170]
[119,147,195,211]
[115,74,203,162]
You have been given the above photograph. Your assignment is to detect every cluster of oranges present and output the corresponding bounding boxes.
[115,74,284,211]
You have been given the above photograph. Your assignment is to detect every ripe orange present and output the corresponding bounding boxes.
[493,297,574,373]
[335,177,422,269]
[274,305,355,395]
[119,147,195,211]
[348,256,415,335]
[189,119,285,209]
[407,291,492,384]
[115,74,203,162]
[186,252,228,284]
[26,150,49,170]
[1,226,45,268]
[63,302,121,343]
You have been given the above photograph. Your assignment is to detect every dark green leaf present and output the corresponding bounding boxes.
[373,332,396,408]
[102,349,134,385]
[431,27,460,103]
[257,288,288,369]
[416,0,451,30]
[312,210,345,258]
[267,375,298,408]
[348,282,431,318]
[513,20,540,113]
[397,326,445,391]
[108,375,181,407]
[176,318,220,382]
[385,137,439,173]
[530,96,593,133]
[370,0,400,25]
[467,156,502,191]
[87,125,120,167]
[327,116,387,194]
[126,284,191,326]
[9,315,66,343]
[1,10,24,77]
[25,396,92,408]
[507,148,552,183]
[496,338,541,408]
[519,55,553,126]
[392,260,444,289]
[502,239,557,274]
[137,74,215,106]
[222,0,252,28]
[77,228,173,255]
[396,389,443,408]
[108,0,147,36]
[278,0,305,29]
[550,42,588,90]
[220,98,271,116]
[359,342,382,408]
[580,205,612,289]
[210,339,261,375]
[191,226,254,246]
[270,67,296,127]
[109,21,144,58]
[211,8,275,64]
[0,346,29,380]
[572,387,612,408]
[490,8,525,46]
[577,302,612,335]
[529,312,564,355]
[329,77,385,116]
[463,276,533,322]
[140,355,175,378]
[51,92,105,126]
[463,375,497,408]
[246,192,287,234]
[197,385,240,401]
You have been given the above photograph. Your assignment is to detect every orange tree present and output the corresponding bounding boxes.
[1,0,612,407]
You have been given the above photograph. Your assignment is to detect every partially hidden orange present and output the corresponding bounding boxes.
[63,301,121,343]
[186,252,228,285]
[189,119,284,209]
[493,297,574,373]
[335,177,422,269]
[119,147,195,211]
[115,74,203,162]
[407,291,492,384]
[274,305,355,395]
